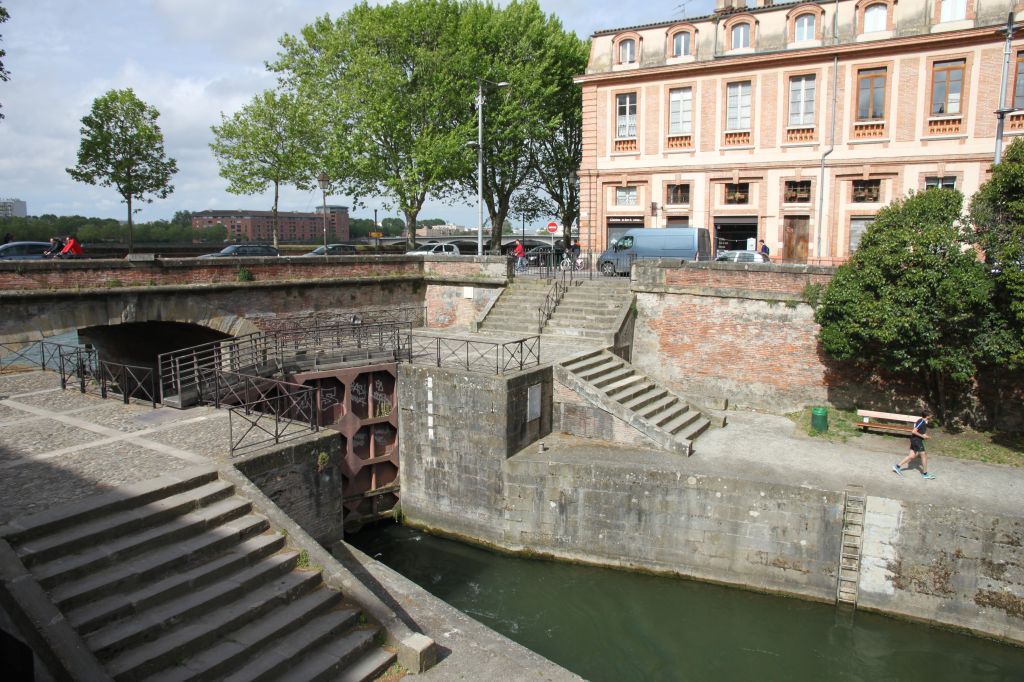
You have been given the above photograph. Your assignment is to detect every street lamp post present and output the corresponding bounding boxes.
[317,173,329,252]
[476,78,509,256]
[995,12,1021,164]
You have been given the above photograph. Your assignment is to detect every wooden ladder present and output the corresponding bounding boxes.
[836,484,866,607]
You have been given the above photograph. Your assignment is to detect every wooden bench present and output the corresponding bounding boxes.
[855,410,920,435]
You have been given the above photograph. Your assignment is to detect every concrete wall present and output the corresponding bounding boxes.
[553,380,657,449]
[399,429,1024,644]
[234,433,347,547]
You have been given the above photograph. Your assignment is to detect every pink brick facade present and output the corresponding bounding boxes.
[578,0,1024,263]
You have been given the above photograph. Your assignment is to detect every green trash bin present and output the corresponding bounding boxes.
[811,406,829,433]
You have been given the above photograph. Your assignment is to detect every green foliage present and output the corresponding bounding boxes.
[968,137,1024,370]
[0,215,225,244]
[236,267,254,282]
[296,548,310,568]
[210,90,320,248]
[349,216,407,239]
[802,282,824,309]
[815,189,993,419]
[66,88,178,253]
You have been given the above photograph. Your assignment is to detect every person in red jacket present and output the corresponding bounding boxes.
[59,235,84,258]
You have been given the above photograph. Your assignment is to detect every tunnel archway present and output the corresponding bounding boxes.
[78,321,234,371]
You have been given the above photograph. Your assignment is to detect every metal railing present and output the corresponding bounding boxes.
[200,369,318,455]
[97,361,158,407]
[1,340,68,374]
[57,345,97,392]
[536,268,568,332]
[158,332,272,406]
[410,334,540,374]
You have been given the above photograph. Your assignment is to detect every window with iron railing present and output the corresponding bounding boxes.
[852,179,881,203]
[725,183,750,204]
[784,181,811,203]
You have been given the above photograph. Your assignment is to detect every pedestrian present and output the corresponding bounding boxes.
[892,411,935,479]
[1,232,12,244]
[758,239,770,257]
[514,240,526,271]
[59,235,84,258]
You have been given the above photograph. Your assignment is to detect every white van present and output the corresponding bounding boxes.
[407,242,460,256]
[598,227,711,275]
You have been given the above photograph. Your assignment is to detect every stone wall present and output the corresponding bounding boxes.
[552,381,655,448]
[233,433,347,547]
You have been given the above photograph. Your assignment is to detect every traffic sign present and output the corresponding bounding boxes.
[546,222,559,234]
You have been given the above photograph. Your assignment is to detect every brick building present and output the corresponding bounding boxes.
[192,206,350,243]
[577,0,1024,262]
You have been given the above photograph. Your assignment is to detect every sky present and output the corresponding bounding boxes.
[0,0,713,228]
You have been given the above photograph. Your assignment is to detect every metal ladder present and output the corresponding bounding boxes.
[836,484,866,607]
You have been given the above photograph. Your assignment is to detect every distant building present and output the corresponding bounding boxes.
[0,198,27,218]
[192,206,350,243]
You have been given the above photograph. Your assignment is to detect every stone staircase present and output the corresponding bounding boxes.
[542,279,633,343]
[556,349,712,455]
[0,467,395,681]
[476,278,554,334]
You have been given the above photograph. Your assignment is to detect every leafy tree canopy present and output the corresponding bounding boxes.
[66,88,177,253]
[0,3,10,120]
[815,189,993,419]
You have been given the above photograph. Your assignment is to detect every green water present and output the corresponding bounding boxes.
[348,524,1024,682]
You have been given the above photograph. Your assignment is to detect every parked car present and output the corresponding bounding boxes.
[715,250,771,263]
[598,227,712,276]
[523,245,565,266]
[0,241,51,260]
[407,242,459,255]
[198,244,280,258]
[303,244,357,256]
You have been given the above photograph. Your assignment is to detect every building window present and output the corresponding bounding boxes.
[925,176,957,189]
[852,179,881,202]
[725,183,750,204]
[864,3,887,32]
[940,0,966,22]
[616,93,637,138]
[619,38,636,64]
[795,14,816,41]
[857,67,887,120]
[1016,51,1024,109]
[616,186,638,206]
[784,180,812,203]
[669,87,693,135]
[727,81,752,130]
[789,75,816,126]
[731,23,750,50]
[931,60,964,115]
[672,32,691,57]
[666,184,691,204]
[849,217,874,252]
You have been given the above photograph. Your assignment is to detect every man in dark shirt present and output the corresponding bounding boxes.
[892,412,934,479]
[758,239,770,257]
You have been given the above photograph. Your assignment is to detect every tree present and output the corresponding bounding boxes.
[0,3,10,121]
[66,89,177,253]
[171,210,194,228]
[274,0,470,250]
[815,189,993,422]
[210,89,319,248]
[968,138,1024,370]
[454,1,588,252]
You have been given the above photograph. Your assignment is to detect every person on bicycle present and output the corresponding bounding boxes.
[514,240,526,270]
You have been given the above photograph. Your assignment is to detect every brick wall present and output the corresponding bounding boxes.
[638,260,834,297]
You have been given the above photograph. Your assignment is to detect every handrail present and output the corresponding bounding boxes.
[409,333,541,374]
[536,269,568,333]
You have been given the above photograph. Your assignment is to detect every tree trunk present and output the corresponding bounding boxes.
[272,181,280,250]
[404,209,418,250]
[126,194,134,255]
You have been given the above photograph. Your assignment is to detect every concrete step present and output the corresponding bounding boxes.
[560,350,609,374]
[32,497,253,589]
[598,374,644,396]
[17,479,235,567]
[0,465,219,545]
[621,387,667,412]
[608,379,654,403]
[52,514,271,611]
[541,325,614,340]
[262,627,384,682]
[67,530,286,633]
[576,358,624,381]
[107,573,344,679]
[637,395,680,420]
[675,418,710,443]
[658,409,699,434]
[590,367,635,390]
[221,620,378,682]
[87,551,304,660]
[332,648,398,682]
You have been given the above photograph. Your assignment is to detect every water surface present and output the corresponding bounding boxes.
[349,524,1024,682]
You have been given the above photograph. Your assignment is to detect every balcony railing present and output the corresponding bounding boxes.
[613,138,638,152]
[666,135,693,150]
[723,131,751,146]
[926,117,962,136]
[786,126,816,143]
[853,121,886,139]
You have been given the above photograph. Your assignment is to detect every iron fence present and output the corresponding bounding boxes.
[97,361,158,407]
[410,334,540,374]
[57,345,97,392]
[1,340,68,374]
[536,271,568,333]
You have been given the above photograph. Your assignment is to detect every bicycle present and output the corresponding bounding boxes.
[559,254,583,271]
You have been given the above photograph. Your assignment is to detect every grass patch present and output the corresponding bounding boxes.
[787,406,864,442]
[786,407,1024,466]
[373,660,408,681]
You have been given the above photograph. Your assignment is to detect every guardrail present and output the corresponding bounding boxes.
[536,270,568,333]
[0,340,66,374]
[97,361,158,407]
[410,334,540,374]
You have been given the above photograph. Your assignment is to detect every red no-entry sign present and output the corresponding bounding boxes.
[546,222,559,233]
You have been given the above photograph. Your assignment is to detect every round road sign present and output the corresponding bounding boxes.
[546,222,559,233]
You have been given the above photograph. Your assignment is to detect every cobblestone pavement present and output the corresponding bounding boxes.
[0,370,316,523]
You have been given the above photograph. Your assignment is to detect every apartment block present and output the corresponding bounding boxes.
[192,206,350,243]
[0,198,27,218]
[577,0,1024,262]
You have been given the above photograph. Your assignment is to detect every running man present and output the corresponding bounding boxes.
[892,412,934,479]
